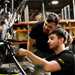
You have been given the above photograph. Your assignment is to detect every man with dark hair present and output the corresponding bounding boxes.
[29,12,72,60]
[16,28,74,75]
[29,13,60,60]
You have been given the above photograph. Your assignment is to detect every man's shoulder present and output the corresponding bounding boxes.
[35,21,44,27]
[32,21,44,30]
[56,50,74,67]
[61,49,73,55]
[58,50,74,61]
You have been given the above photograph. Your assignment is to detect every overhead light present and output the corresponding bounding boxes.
[51,0,59,5]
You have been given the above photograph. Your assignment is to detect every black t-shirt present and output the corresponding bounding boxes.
[30,22,54,60]
[51,50,74,75]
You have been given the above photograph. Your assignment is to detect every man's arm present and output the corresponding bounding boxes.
[16,48,61,72]
[27,38,36,52]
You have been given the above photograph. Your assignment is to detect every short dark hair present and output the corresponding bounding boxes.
[46,13,59,25]
[48,28,66,42]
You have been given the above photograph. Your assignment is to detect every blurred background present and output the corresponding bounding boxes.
[0,0,74,21]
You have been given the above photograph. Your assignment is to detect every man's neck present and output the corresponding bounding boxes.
[55,44,65,54]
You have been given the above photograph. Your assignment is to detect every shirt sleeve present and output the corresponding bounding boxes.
[55,52,73,71]
[29,23,39,39]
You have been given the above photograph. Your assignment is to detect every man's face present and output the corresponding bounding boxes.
[43,21,57,34]
[48,34,60,50]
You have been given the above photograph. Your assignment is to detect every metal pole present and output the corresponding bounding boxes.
[5,3,7,13]
[24,3,32,63]
[67,5,70,19]
[24,5,29,22]
[24,4,29,50]
[12,0,14,14]
[61,8,64,19]
[42,2,45,20]
[12,55,27,75]
[64,7,67,19]
[73,0,75,19]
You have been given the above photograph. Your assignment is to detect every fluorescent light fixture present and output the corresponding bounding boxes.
[51,0,59,5]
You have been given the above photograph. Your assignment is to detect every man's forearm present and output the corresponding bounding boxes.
[27,51,47,65]
[16,49,61,72]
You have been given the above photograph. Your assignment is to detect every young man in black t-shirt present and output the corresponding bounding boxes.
[29,21,55,60]
[29,13,60,60]
[16,28,74,75]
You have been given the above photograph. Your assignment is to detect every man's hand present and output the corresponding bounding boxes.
[16,48,28,57]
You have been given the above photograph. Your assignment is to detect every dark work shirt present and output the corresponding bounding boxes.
[51,50,74,75]
[30,22,54,60]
